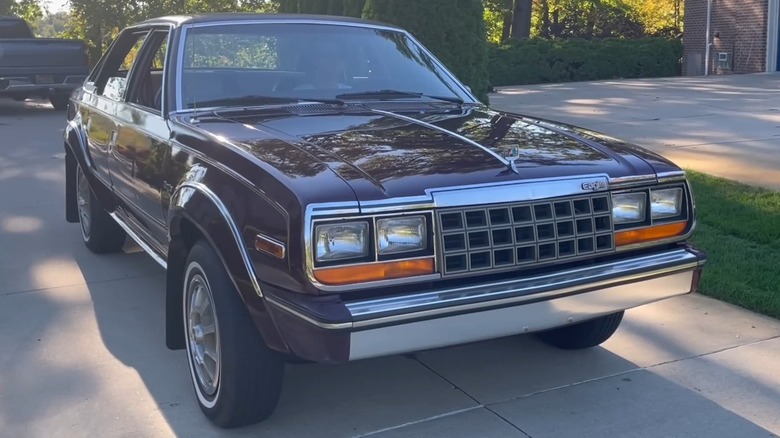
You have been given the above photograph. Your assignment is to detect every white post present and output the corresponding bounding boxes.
[704,0,713,75]
[767,0,779,72]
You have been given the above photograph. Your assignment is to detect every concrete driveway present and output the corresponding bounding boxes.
[491,73,780,190]
[1,89,780,437]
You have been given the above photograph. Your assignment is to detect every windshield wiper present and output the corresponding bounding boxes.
[336,89,464,105]
[189,95,346,109]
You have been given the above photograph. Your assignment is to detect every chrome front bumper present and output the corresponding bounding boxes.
[267,245,706,361]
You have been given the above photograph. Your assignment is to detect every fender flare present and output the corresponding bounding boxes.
[164,182,288,353]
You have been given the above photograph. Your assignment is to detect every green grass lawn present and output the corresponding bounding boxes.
[686,170,780,319]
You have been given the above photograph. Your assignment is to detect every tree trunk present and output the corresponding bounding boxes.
[501,11,512,42]
[540,0,550,38]
[584,1,597,40]
[510,0,532,39]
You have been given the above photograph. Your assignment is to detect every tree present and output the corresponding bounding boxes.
[510,0,532,38]
[33,11,70,38]
[484,0,513,43]
[342,0,365,17]
[363,0,491,102]
[1,0,43,24]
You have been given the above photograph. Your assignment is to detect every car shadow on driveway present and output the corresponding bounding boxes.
[1,216,777,437]
[72,255,779,438]
[0,99,59,119]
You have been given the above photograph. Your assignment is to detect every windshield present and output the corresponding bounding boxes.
[178,22,473,109]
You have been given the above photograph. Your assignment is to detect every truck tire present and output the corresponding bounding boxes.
[536,311,624,350]
[75,163,126,253]
[50,93,70,111]
[183,239,285,428]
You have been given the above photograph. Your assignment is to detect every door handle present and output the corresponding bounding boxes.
[108,130,118,152]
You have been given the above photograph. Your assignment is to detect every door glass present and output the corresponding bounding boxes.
[98,32,149,101]
[126,32,169,111]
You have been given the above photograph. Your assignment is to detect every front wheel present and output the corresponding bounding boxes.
[536,311,624,350]
[183,240,284,428]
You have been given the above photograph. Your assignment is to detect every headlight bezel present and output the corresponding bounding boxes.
[611,192,647,225]
[310,212,435,269]
[650,187,684,220]
[313,220,373,266]
[376,215,429,258]
[611,182,690,230]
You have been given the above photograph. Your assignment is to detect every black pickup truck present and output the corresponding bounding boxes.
[0,16,90,110]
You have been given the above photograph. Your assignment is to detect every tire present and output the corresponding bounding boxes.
[536,311,624,350]
[50,93,70,111]
[75,163,126,253]
[183,239,285,428]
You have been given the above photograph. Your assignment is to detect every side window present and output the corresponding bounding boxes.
[95,31,150,101]
[152,37,168,70]
[126,31,170,112]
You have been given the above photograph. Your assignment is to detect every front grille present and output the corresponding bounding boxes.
[436,194,615,276]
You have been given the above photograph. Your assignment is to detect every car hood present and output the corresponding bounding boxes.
[195,104,679,203]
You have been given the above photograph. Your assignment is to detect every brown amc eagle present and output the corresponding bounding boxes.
[63,13,707,428]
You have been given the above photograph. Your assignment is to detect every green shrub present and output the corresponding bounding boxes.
[488,37,683,87]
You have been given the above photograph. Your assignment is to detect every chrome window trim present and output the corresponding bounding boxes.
[171,181,264,298]
[173,19,477,113]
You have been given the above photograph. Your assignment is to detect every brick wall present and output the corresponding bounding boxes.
[683,0,768,75]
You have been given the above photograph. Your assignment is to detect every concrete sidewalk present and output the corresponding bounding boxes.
[490,73,780,190]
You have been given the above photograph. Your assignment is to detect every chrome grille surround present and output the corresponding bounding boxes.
[436,194,615,277]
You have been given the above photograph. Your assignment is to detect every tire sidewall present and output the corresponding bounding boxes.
[75,163,92,243]
[183,258,222,411]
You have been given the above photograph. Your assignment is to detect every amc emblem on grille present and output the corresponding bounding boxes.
[581,180,607,192]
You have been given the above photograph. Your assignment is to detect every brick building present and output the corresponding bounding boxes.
[683,0,779,75]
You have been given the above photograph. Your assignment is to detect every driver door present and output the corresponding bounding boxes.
[110,28,172,253]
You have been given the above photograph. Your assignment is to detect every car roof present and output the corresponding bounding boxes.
[135,13,402,30]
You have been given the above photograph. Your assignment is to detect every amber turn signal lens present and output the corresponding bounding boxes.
[255,235,286,259]
[313,258,435,285]
[615,221,688,247]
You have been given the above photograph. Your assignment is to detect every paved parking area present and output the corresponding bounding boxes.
[1,88,779,437]
[491,73,780,190]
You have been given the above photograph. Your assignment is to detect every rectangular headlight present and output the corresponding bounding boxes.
[651,188,683,219]
[612,192,646,224]
[377,216,426,255]
[315,222,369,262]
